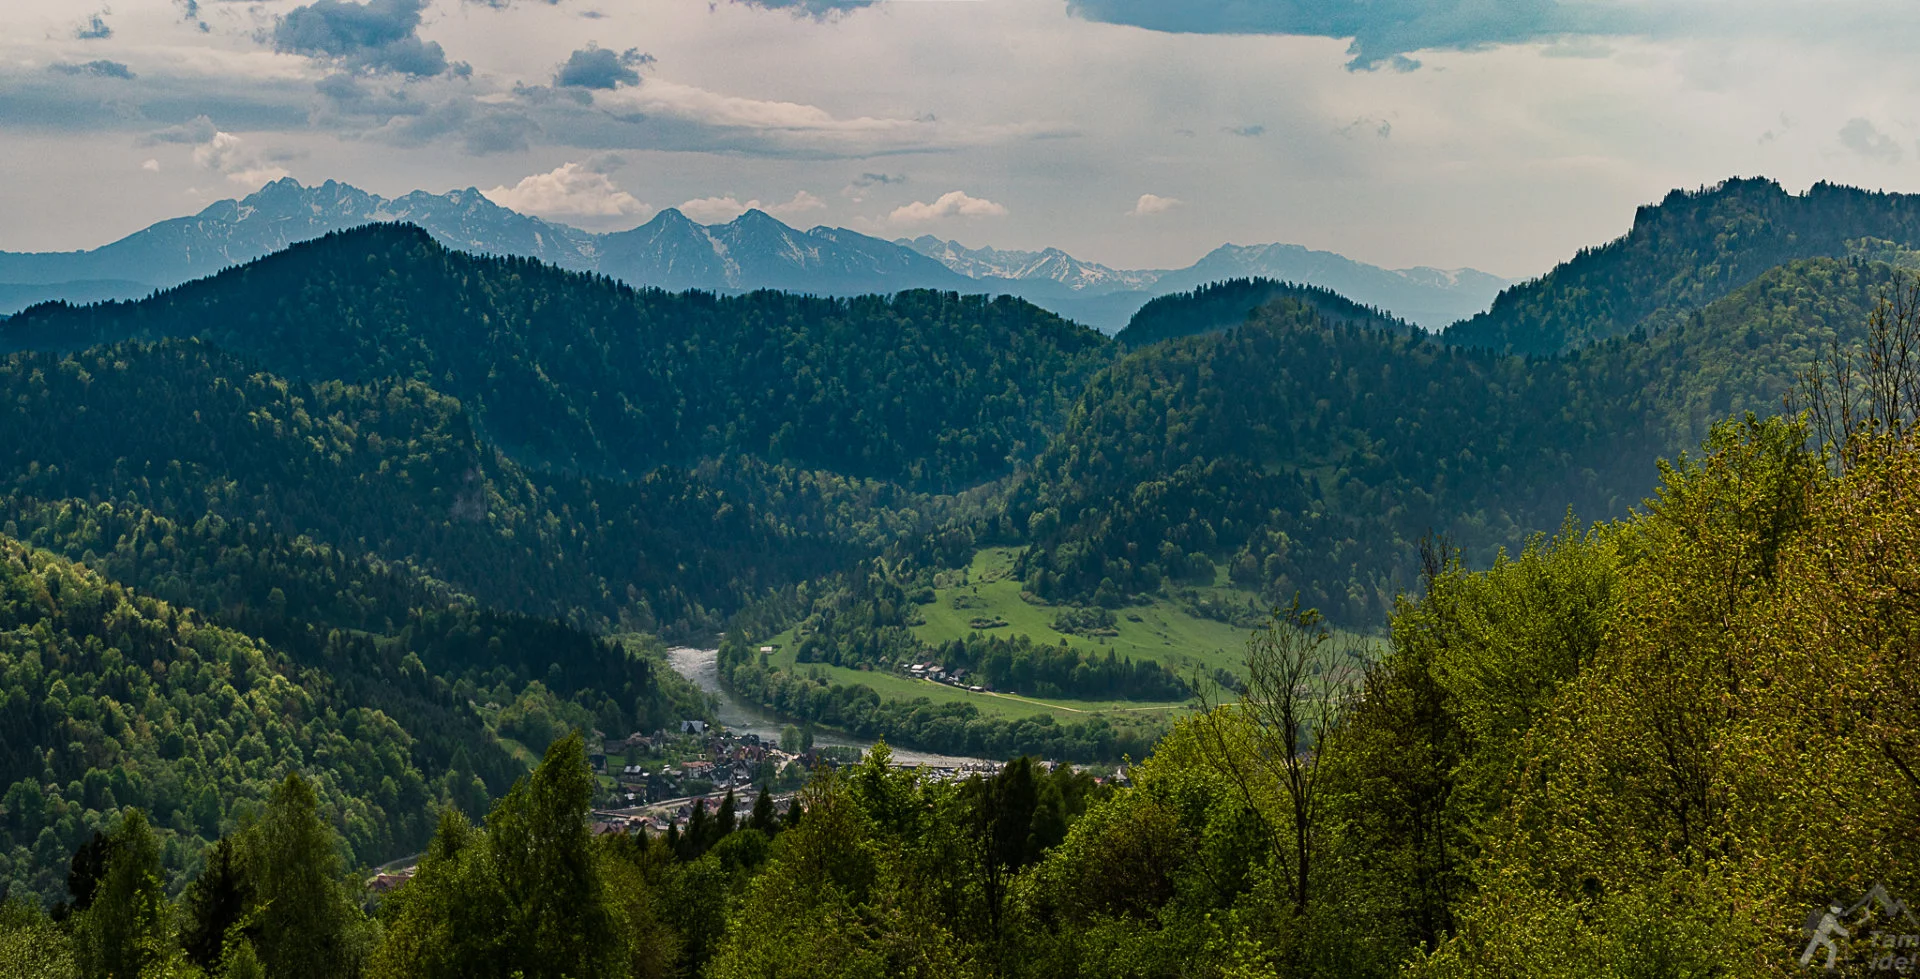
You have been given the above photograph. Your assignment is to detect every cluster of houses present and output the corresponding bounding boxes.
[900,661,988,693]
[365,716,1134,891]
[593,727,809,810]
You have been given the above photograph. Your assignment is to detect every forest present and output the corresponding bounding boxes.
[1444,177,1920,354]
[11,394,1920,977]
[7,177,1920,977]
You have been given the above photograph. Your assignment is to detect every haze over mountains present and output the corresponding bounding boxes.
[0,178,1510,329]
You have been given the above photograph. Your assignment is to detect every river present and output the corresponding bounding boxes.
[663,647,988,768]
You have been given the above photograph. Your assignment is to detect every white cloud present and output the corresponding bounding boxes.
[484,162,651,220]
[1128,193,1182,217]
[888,190,1009,225]
[192,131,289,186]
[620,80,920,136]
[678,195,756,223]
[141,158,160,172]
[676,190,827,224]
[1839,117,1903,164]
[768,190,826,218]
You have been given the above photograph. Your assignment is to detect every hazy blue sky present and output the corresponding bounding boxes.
[4,0,1919,276]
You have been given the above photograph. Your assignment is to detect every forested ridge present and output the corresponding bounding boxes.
[0,339,864,635]
[14,402,1920,977]
[1115,277,1412,348]
[1,224,1110,492]
[1443,176,1920,355]
[1014,257,1906,625]
[10,183,1920,979]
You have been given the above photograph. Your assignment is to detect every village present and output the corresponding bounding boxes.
[364,719,1103,893]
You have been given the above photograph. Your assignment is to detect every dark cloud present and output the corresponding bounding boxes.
[177,0,209,32]
[144,116,220,145]
[1224,124,1265,137]
[369,95,538,155]
[1064,0,1647,70]
[274,0,453,77]
[74,13,114,40]
[853,172,905,186]
[554,45,654,90]
[1839,118,1902,164]
[731,0,878,20]
[51,60,136,80]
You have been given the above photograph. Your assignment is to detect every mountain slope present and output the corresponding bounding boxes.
[1153,242,1508,329]
[1019,257,1909,625]
[1443,177,1920,355]
[2,224,1111,491]
[0,338,853,633]
[0,179,601,293]
[898,236,1157,293]
[1114,277,1413,347]
[903,234,1509,330]
[0,179,1508,331]
[0,535,440,902]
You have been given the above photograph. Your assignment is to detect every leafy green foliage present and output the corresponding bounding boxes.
[1116,277,1412,348]
[0,340,855,636]
[3,224,1111,492]
[1445,177,1920,354]
[0,536,449,905]
[1020,261,1907,626]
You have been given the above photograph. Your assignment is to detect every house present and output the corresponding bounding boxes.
[681,719,708,734]
[367,867,416,894]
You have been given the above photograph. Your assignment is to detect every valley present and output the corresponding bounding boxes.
[6,171,1920,979]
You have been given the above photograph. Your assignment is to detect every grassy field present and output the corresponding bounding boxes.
[758,547,1332,727]
[912,547,1268,678]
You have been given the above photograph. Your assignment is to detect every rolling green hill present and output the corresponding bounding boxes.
[1115,277,1412,348]
[0,339,859,635]
[1016,258,1909,625]
[1444,178,1920,355]
[1,224,1111,492]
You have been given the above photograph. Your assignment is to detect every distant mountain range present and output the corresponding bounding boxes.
[0,178,1510,329]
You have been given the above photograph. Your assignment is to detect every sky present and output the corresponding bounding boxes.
[3,0,1920,278]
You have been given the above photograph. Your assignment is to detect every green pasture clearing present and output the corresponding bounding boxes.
[912,547,1266,678]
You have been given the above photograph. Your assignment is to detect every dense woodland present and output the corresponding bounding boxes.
[1015,257,1905,624]
[1115,277,1412,348]
[1,226,1110,492]
[1444,177,1920,354]
[8,180,1920,977]
[12,404,1920,976]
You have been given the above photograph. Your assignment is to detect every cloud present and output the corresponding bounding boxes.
[142,159,160,172]
[1337,117,1393,139]
[367,96,538,155]
[1065,0,1654,70]
[274,0,453,77]
[144,116,220,145]
[1224,124,1265,138]
[853,172,905,187]
[485,161,651,219]
[769,190,827,218]
[192,131,294,186]
[51,60,135,80]
[1128,193,1181,217]
[888,191,1008,224]
[668,192,821,223]
[1839,117,1903,164]
[74,12,113,40]
[555,45,655,90]
[731,0,878,20]
[177,0,209,32]
[678,195,757,223]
